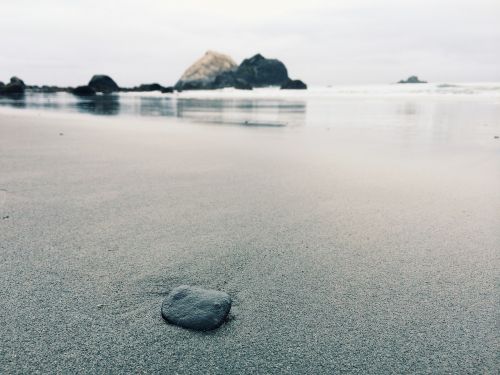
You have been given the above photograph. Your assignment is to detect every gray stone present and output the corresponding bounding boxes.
[161,285,231,331]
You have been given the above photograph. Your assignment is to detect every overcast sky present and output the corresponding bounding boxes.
[1,0,499,86]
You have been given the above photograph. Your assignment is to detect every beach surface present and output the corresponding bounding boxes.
[0,91,499,373]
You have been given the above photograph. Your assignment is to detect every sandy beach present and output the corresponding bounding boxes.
[0,93,499,373]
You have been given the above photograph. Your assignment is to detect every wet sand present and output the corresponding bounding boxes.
[0,105,499,373]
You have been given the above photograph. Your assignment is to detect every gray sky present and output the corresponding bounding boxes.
[1,0,499,86]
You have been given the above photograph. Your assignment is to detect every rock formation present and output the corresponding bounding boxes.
[136,83,164,92]
[0,77,26,95]
[161,86,174,93]
[281,79,307,90]
[398,76,427,84]
[174,51,237,91]
[119,83,175,93]
[72,85,96,96]
[236,54,289,87]
[174,51,306,90]
[88,75,119,93]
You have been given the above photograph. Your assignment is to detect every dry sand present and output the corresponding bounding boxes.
[0,107,498,374]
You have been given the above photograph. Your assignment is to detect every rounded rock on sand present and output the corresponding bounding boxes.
[161,285,231,331]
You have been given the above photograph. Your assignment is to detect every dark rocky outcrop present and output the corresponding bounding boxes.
[161,86,174,93]
[281,79,307,90]
[174,51,306,90]
[121,83,175,93]
[161,285,232,331]
[88,75,119,93]
[27,85,69,93]
[236,54,289,87]
[0,77,26,95]
[398,76,427,84]
[10,76,25,87]
[72,85,96,96]
[39,85,64,93]
[136,83,163,92]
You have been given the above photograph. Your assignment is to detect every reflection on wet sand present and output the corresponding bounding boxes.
[175,98,306,127]
[75,95,120,116]
[0,92,307,127]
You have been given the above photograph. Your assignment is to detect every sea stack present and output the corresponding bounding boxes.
[398,76,427,84]
[0,76,26,95]
[88,75,119,93]
[174,51,237,91]
[174,51,307,90]
[236,54,289,87]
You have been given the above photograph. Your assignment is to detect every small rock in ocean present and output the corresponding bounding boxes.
[161,285,231,331]
[88,74,119,93]
[72,85,96,97]
[280,79,307,90]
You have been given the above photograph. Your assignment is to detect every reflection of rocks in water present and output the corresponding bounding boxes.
[175,98,306,127]
[0,93,307,126]
[0,93,26,108]
[138,97,175,117]
[75,95,120,115]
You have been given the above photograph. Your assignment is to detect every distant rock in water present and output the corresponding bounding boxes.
[398,76,427,84]
[10,76,26,87]
[161,285,232,331]
[0,76,26,95]
[120,83,175,93]
[175,50,238,91]
[88,75,119,93]
[161,86,174,93]
[281,79,307,90]
[236,54,289,87]
[122,83,165,92]
[29,85,65,94]
[137,83,164,92]
[174,51,306,90]
[72,85,96,96]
